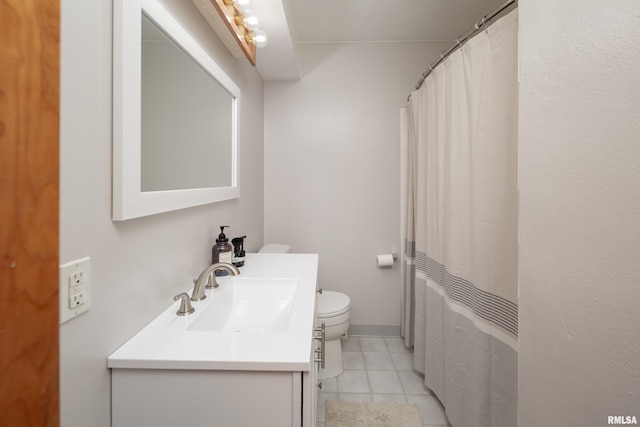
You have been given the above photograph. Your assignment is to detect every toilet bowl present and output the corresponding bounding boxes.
[317,290,351,379]
[258,244,352,379]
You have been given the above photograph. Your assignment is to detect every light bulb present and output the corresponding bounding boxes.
[235,0,251,13]
[253,29,268,48]
[243,15,259,31]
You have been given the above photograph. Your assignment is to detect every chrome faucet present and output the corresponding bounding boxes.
[190,262,240,301]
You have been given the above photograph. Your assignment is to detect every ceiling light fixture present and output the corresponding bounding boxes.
[192,0,268,66]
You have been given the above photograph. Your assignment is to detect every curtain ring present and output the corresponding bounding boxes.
[456,37,462,47]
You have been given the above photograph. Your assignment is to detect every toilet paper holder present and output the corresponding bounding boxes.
[376,253,398,267]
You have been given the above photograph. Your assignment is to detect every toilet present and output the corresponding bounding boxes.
[258,244,351,379]
[257,243,291,254]
[316,290,351,379]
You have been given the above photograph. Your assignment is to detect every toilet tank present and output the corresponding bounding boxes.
[258,244,291,254]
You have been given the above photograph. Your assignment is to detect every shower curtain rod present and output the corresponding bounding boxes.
[409,0,517,98]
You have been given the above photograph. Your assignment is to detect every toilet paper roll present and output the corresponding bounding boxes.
[377,254,395,267]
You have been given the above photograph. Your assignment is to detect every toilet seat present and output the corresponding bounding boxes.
[317,291,351,318]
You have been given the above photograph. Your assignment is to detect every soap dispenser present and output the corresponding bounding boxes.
[212,226,233,274]
[232,236,246,267]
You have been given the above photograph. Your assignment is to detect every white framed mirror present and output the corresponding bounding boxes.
[113,0,240,221]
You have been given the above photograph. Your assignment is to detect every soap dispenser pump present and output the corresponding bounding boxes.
[212,226,233,273]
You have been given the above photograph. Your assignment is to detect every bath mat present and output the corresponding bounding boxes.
[325,400,423,427]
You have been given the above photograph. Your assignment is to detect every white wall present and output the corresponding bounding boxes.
[264,42,450,331]
[59,1,264,426]
[518,1,640,425]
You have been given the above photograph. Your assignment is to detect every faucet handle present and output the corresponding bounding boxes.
[173,292,195,316]
[205,271,219,289]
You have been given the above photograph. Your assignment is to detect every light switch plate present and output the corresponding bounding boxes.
[60,257,91,324]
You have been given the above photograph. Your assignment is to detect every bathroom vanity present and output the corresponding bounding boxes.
[108,253,321,427]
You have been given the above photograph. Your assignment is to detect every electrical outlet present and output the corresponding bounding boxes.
[60,257,91,324]
[69,291,86,309]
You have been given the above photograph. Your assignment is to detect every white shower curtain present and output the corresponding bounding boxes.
[402,10,518,427]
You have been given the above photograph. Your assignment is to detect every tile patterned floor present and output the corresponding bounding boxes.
[316,336,451,427]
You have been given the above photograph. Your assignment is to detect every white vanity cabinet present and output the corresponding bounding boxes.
[111,317,323,427]
[108,253,321,427]
[112,364,319,426]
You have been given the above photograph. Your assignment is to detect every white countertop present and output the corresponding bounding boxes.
[107,253,319,371]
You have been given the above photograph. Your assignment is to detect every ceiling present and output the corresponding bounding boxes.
[251,0,508,80]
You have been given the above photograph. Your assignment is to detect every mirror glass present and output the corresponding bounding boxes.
[141,14,233,191]
[113,0,240,221]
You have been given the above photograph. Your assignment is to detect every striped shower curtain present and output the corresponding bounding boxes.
[402,10,518,427]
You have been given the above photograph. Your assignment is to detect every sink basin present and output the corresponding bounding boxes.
[187,277,298,332]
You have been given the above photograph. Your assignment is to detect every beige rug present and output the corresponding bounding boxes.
[325,400,423,427]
